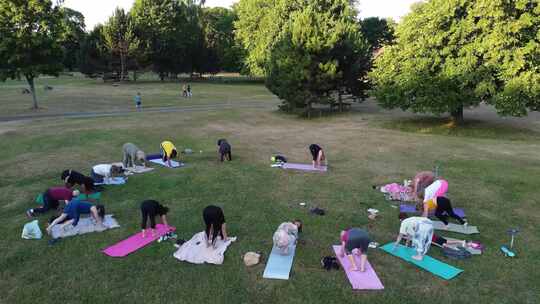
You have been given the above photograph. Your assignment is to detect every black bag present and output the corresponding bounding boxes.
[321,256,340,271]
[310,207,326,216]
[443,246,472,260]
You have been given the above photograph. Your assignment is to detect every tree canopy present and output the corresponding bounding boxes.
[0,0,65,109]
[369,0,540,123]
[359,17,395,50]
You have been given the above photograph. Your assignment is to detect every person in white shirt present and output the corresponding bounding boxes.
[91,164,124,184]
[393,216,434,261]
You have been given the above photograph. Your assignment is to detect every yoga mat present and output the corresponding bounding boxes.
[50,215,120,239]
[443,237,482,255]
[432,221,479,234]
[263,244,296,280]
[282,163,327,172]
[332,245,384,290]
[400,204,466,218]
[102,224,176,257]
[94,177,126,185]
[148,158,184,168]
[380,243,463,280]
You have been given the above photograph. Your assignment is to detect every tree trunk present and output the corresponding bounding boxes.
[338,92,343,113]
[133,70,137,82]
[120,51,126,81]
[450,105,464,125]
[26,75,38,109]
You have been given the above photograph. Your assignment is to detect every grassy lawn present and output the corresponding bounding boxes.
[0,75,276,116]
[0,79,539,304]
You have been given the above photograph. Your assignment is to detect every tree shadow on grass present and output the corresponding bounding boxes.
[380,117,540,141]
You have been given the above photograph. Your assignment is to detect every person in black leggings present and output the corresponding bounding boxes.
[140,200,170,238]
[309,144,326,168]
[435,197,467,227]
[203,205,228,247]
[217,139,232,162]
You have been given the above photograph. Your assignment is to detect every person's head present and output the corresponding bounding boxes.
[95,204,105,219]
[417,186,426,200]
[292,219,303,233]
[217,139,226,146]
[170,149,178,159]
[157,204,169,216]
[110,165,124,176]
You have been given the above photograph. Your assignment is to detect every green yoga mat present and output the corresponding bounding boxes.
[380,243,463,280]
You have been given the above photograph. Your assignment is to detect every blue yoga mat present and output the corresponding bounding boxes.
[263,244,296,280]
[94,177,126,185]
[380,243,463,280]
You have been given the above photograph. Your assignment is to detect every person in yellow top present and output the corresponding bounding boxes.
[160,141,178,167]
[418,179,467,229]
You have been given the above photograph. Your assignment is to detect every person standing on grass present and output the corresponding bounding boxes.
[140,200,170,238]
[339,228,371,272]
[182,84,187,97]
[393,216,434,261]
[135,92,142,110]
[418,180,468,229]
[187,84,192,97]
[309,144,326,168]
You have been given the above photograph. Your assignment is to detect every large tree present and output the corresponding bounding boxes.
[359,17,395,50]
[131,0,204,80]
[201,7,245,73]
[0,0,64,109]
[59,7,86,71]
[236,0,371,115]
[79,25,111,77]
[103,8,138,81]
[370,0,540,124]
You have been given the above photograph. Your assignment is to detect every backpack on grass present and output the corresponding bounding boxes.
[443,246,472,260]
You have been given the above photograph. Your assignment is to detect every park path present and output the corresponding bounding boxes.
[0,101,276,123]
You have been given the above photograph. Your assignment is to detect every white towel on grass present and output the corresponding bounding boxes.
[50,215,120,239]
[173,231,236,265]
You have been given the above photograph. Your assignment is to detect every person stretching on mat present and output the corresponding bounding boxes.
[140,200,170,238]
[418,181,467,229]
[61,169,87,187]
[339,228,371,272]
[160,140,178,167]
[203,205,228,248]
[46,199,106,234]
[217,139,232,162]
[27,185,75,217]
[412,171,435,199]
[393,216,434,261]
[91,164,124,184]
[272,220,303,255]
[309,144,326,168]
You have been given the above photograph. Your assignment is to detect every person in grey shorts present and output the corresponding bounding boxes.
[338,228,371,272]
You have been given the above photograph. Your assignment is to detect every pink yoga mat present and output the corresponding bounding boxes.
[332,245,384,290]
[103,224,176,257]
[282,163,327,172]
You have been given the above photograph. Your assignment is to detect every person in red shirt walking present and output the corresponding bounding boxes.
[27,186,75,217]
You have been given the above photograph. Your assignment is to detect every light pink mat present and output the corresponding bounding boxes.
[282,163,327,172]
[103,224,176,257]
[332,245,384,290]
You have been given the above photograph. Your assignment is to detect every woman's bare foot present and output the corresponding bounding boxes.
[412,254,424,261]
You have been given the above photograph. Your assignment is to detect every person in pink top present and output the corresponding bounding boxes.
[27,186,74,217]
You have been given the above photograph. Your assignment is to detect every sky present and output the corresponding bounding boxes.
[64,0,420,30]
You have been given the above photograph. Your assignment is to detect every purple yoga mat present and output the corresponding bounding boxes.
[400,204,466,218]
[332,245,384,290]
[282,163,327,172]
[102,224,175,257]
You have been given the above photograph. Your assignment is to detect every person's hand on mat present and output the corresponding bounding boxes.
[412,254,424,261]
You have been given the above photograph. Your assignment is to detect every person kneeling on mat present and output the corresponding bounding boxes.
[273,220,303,255]
[418,180,467,229]
[140,200,170,238]
[393,216,434,261]
[91,164,124,184]
[46,199,106,234]
[27,185,75,217]
[309,144,326,168]
[217,139,232,162]
[339,228,371,272]
[160,140,178,167]
[203,205,229,248]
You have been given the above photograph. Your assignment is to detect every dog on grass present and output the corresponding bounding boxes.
[122,143,146,168]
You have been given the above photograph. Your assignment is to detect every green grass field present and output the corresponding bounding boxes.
[0,76,539,304]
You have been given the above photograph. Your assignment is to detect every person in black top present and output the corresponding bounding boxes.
[203,205,228,247]
[140,200,170,238]
[217,139,232,162]
[61,169,88,187]
[309,144,326,168]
